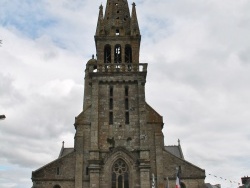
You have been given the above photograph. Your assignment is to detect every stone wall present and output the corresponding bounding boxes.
[32,152,76,188]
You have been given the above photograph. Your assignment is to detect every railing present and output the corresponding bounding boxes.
[87,63,148,73]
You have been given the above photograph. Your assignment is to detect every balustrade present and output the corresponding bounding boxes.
[87,63,147,73]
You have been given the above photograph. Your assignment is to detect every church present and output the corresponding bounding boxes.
[32,0,206,187]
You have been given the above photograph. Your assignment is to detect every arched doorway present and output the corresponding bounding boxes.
[111,159,129,188]
[180,182,186,188]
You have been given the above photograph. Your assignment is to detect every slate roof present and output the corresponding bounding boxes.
[57,141,74,158]
[164,140,184,159]
[58,147,74,158]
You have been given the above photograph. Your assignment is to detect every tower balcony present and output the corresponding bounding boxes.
[86,63,148,74]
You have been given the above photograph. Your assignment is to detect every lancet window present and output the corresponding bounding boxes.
[109,86,114,125]
[125,45,132,63]
[114,44,122,64]
[111,159,129,188]
[125,86,129,124]
[104,44,111,64]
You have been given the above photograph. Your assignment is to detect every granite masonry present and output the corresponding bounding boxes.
[32,0,206,187]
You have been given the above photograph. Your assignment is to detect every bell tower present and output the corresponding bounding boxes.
[75,0,154,187]
[95,0,141,64]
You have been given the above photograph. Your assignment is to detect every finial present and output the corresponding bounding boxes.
[178,139,180,146]
[132,2,136,7]
[62,141,65,148]
[92,54,94,59]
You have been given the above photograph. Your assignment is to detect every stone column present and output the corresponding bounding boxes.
[89,163,100,188]
[89,78,100,188]
[137,81,148,150]
[121,45,125,63]
[90,79,99,150]
[139,151,151,188]
[74,124,84,188]
[111,44,114,64]
[155,131,164,188]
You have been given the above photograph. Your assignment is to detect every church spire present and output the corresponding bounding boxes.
[95,0,141,64]
[95,0,141,37]
[131,2,140,36]
[96,4,104,35]
[102,0,132,36]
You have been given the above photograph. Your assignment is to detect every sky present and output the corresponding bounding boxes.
[0,0,250,187]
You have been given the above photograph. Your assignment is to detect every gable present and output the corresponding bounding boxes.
[146,103,163,124]
[165,145,184,159]
[163,149,205,179]
[32,151,75,180]
[75,104,91,125]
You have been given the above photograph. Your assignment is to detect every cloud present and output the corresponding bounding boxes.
[0,7,84,186]
[0,0,56,38]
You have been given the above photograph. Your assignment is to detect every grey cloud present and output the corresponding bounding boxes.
[0,73,25,107]
[238,48,250,64]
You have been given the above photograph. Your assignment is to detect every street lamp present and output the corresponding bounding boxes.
[0,115,6,120]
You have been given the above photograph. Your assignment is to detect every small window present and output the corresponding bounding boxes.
[125,86,129,97]
[110,98,113,110]
[86,167,89,175]
[53,185,61,188]
[56,167,60,175]
[125,99,129,110]
[109,112,113,125]
[116,29,120,36]
[125,112,129,124]
[110,86,113,97]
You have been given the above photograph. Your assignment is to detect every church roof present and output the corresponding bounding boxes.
[58,141,74,158]
[58,148,74,158]
[164,140,184,159]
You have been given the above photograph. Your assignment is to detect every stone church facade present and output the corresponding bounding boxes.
[32,0,206,188]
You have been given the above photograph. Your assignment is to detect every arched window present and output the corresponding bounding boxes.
[104,44,111,64]
[111,159,129,188]
[114,44,121,64]
[53,185,61,188]
[125,45,132,63]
